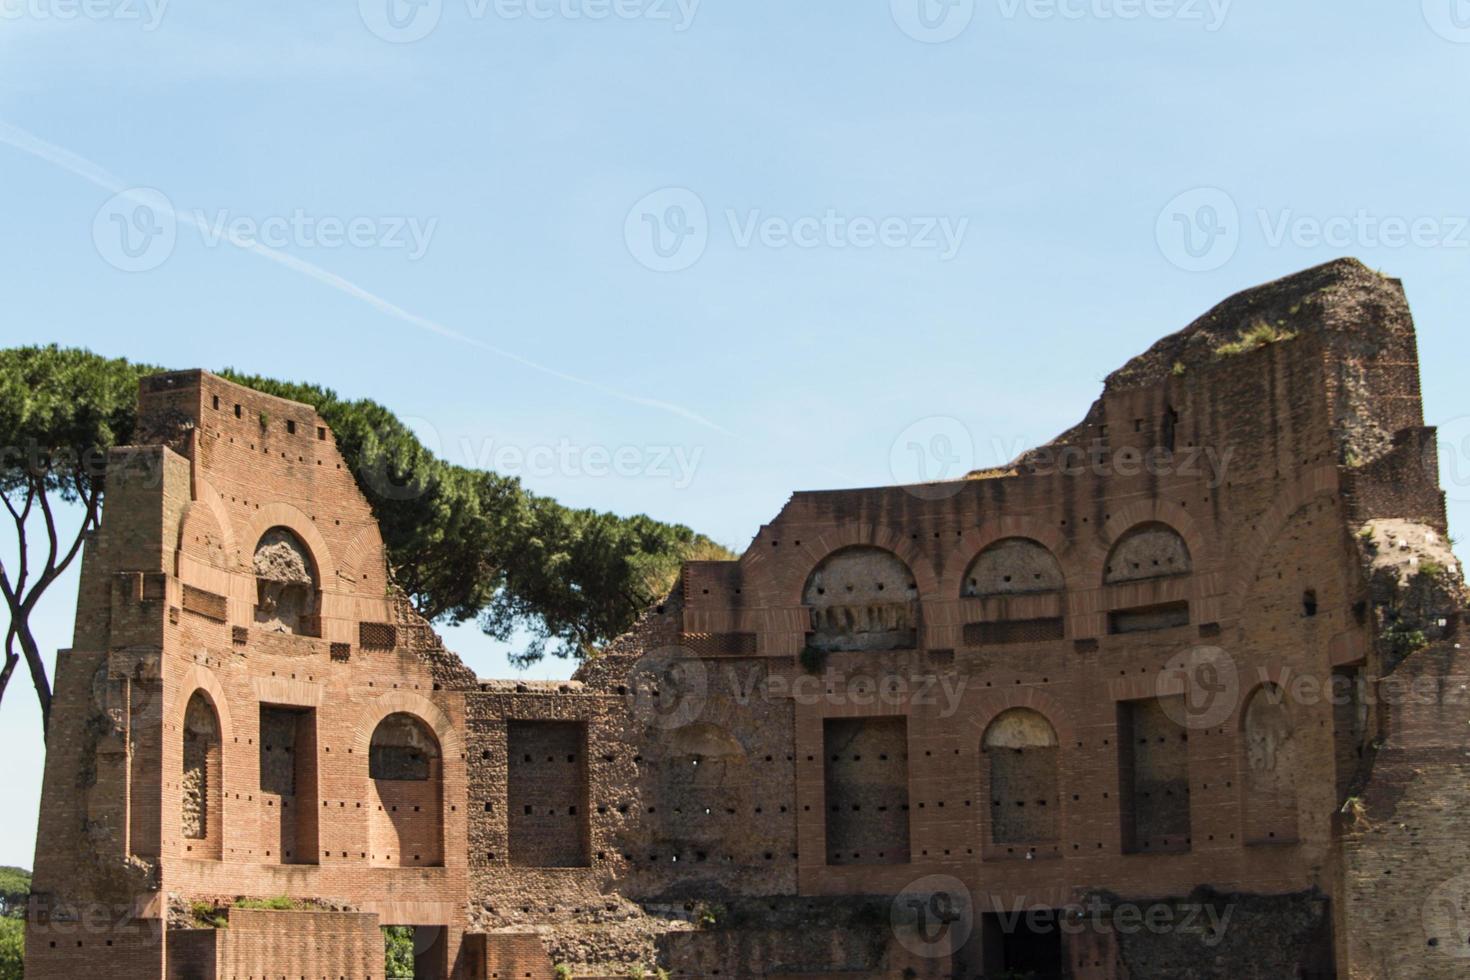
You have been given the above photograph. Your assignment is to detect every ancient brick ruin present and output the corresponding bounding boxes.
[23,258,1470,978]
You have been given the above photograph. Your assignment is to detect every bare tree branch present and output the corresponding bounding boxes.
[37,475,61,581]
[17,626,51,730]
[0,621,18,710]
[2,483,35,599]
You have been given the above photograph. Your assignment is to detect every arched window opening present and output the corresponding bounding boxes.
[1104,523,1192,633]
[803,547,919,653]
[962,538,1066,645]
[369,713,444,867]
[963,538,1064,598]
[253,527,318,635]
[370,713,440,781]
[982,709,1060,845]
[181,691,222,859]
[1103,522,1191,585]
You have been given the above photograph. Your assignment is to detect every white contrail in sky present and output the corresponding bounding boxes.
[0,118,734,437]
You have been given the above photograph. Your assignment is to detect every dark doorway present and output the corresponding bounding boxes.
[981,909,1064,980]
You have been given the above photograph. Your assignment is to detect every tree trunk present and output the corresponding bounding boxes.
[15,614,51,736]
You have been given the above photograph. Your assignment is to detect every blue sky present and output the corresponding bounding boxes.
[2,0,1469,869]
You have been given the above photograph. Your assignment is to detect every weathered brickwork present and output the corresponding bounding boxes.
[24,258,1470,978]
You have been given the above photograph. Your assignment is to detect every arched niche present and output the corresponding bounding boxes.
[982,708,1060,845]
[181,691,223,860]
[252,527,319,636]
[802,546,919,653]
[368,713,445,867]
[1104,522,1192,585]
[1242,685,1300,844]
[963,538,1064,597]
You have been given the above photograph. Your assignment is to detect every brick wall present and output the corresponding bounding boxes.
[507,721,589,868]
[27,261,1470,978]
[822,716,911,865]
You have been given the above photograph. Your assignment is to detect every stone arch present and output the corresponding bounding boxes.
[1103,522,1192,585]
[338,522,388,593]
[1240,683,1300,844]
[1082,499,1208,585]
[370,713,441,780]
[252,527,320,636]
[368,712,445,867]
[242,502,338,585]
[963,688,1077,748]
[981,708,1061,845]
[1227,464,1340,607]
[176,477,237,570]
[181,689,223,860]
[940,517,1077,596]
[802,546,920,653]
[961,538,1065,597]
[746,524,940,608]
[351,691,462,760]
[173,664,235,740]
